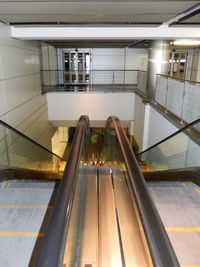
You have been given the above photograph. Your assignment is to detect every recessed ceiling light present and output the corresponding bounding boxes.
[173,39,200,46]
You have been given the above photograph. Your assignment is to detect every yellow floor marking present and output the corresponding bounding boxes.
[166,227,200,233]
[194,187,200,195]
[0,205,53,209]
[0,232,45,237]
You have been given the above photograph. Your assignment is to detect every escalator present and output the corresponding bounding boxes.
[35,116,178,267]
[1,116,199,266]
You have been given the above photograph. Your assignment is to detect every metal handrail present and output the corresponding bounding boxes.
[157,73,200,85]
[0,120,64,160]
[104,116,180,267]
[35,115,90,267]
[41,69,142,72]
[137,118,200,156]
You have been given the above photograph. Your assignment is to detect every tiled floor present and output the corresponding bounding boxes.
[0,180,56,267]
[148,181,200,266]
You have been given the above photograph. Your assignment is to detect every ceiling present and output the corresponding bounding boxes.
[0,1,198,25]
[0,1,199,48]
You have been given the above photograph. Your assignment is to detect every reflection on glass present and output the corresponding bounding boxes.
[139,121,200,172]
[168,51,187,79]
[0,122,64,174]
[101,124,124,169]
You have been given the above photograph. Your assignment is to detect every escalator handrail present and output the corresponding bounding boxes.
[0,119,64,160]
[35,115,90,267]
[105,116,179,267]
[137,118,200,156]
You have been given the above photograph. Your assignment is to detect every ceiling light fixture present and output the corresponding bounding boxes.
[173,39,200,46]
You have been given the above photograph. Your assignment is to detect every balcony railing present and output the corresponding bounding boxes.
[40,69,147,94]
[155,74,200,128]
[41,69,200,127]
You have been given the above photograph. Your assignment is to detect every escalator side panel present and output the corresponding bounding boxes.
[63,166,98,267]
[112,169,152,267]
[80,166,98,265]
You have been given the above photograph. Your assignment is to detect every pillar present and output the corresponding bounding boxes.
[146,40,170,102]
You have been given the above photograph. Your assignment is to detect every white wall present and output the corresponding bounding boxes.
[147,106,179,148]
[41,43,57,86]
[125,48,148,71]
[47,92,135,126]
[41,43,57,71]
[92,48,124,70]
[0,22,54,150]
[91,48,148,84]
[133,95,179,151]
[91,48,148,70]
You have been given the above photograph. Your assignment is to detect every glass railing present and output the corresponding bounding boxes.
[0,120,65,174]
[138,119,200,172]
[137,70,147,94]
[155,74,200,124]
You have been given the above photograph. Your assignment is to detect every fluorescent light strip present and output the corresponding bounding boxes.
[173,39,200,46]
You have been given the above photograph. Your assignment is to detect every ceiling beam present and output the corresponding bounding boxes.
[164,3,200,26]
[11,25,200,40]
[127,40,145,48]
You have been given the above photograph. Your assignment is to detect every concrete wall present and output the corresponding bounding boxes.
[47,92,135,126]
[0,22,54,150]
